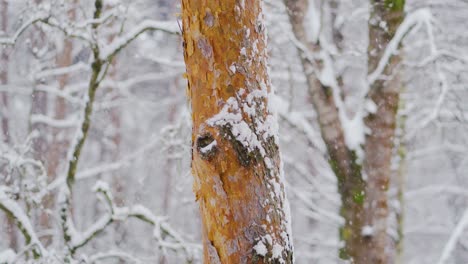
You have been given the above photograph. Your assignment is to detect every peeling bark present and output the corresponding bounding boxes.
[182,1,294,263]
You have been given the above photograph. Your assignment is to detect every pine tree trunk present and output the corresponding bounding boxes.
[181,1,294,263]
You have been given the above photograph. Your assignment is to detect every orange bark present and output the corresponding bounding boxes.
[182,1,293,263]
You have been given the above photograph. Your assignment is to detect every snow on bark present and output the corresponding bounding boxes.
[182,0,293,262]
[367,8,433,85]
[254,241,268,257]
[0,187,46,257]
[303,0,321,43]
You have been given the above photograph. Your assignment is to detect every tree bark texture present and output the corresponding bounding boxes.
[363,1,405,263]
[284,0,405,263]
[182,1,294,263]
[284,0,366,261]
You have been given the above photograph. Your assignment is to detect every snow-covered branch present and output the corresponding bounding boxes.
[0,13,49,45]
[405,185,468,199]
[437,208,468,264]
[288,184,343,225]
[273,95,326,152]
[405,12,450,139]
[87,251,142,264]
[283,9,368,155]
[0,187,45,258]
[367,8,433,85]
[57,4,106,259]
[0,249,16,263]
[40,17,92,43]
[100,20,180,61]
[75,9,118,28]
[62,181,195,260]
[34,62,88,80]
[30,114,79,128]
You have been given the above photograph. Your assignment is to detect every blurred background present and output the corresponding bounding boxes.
[1,0,468,263]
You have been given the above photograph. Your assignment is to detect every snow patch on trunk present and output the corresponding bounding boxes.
[303,0,321,43]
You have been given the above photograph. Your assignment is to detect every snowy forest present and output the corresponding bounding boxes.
[0,0,467,263]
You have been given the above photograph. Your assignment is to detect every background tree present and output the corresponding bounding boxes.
[0,0,18,252]
[283,0,406,262]
[0,0,196,262]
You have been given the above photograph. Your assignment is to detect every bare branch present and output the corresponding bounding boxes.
[88,251,142,264]
[64,181,196,261]
[367,8,433,85]
[0,14,49,45]
[0,187,45,258]
[100,20,180,61]
[437,208,468,264]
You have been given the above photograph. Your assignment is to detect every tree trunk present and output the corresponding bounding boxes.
[284,0,405,263]
[284,0,366,261]
[0,0,9,143]
[181,1,294,263]
[363,1,405,263]
[48,37,73,177]
[29,0,49,171]
[39,2,76,246]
